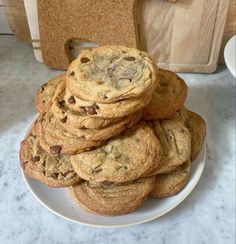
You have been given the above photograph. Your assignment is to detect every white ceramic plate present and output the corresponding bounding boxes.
[224,35,236,78]
[21,118,206,228]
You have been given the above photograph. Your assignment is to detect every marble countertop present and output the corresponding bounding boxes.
[0,35,235,244]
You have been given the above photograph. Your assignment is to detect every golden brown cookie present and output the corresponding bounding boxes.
[60,111,142,142]
[66,45,157,103]
[185,111,206,160]
[150,160,191,198]
[144,69,188,120]
[70,122,162,183]
[146,119,191,175]
[64,87,152,119]
[36,112,104,155]
[51,81,124,129]
[168,106,188,122]
[20,129,81,187]
[71,176,156,216]
[35,74,64,114]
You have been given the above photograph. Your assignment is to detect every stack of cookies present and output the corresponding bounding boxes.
[20,45,206,216]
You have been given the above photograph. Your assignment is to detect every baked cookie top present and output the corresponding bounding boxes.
[64,86,151,119]
[70,122,162,183]
[144,69,188,120]
[150,160,191,198]
[146,119,191,175]
[72,176,155,216]
[51,81,122,129]
[20,129,81,187]
[185,110,206,160]
[35,74,64,114]
[66,45,157,103]
[37,112,104,155]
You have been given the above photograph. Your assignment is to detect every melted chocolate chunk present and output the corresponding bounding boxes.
[31,156,40,162]
[60,116,67,123]
[51,172,59,179]
[80,104,99,115]
[50,145,62,155]
[68,96,76,104]
[81,57,90,63]
[124,56,135,61]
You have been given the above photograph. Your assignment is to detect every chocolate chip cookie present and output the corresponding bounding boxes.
[70,122,162,183]
[150,160,191,198]
[52,81,124,129]
[64,87,151,118]
[167,106,188,122]
[60,111,142,142]
[66,46,157,103]
[146,119,191,175]
[71,176,155,216]
[144,69,188,120]
[185,111,206,160]
[35,74,64,114]
[20,129,81,187]
[37,112,104,155]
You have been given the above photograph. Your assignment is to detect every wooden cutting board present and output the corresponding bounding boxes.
[138,0,230,73]
[37,0,229,72]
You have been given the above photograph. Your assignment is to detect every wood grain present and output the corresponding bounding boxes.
[2,0,30,42]
[219,0,236,63]
[139,0,230,73]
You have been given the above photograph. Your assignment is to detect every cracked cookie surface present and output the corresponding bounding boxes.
[150,160,191,198]
[70,122,162,183]
[64,87,151,118]
[144,69,188,120]
[146,119,191,175]
[71,176,155,216]
[185,111,206,160]
[20,127,81,187]
[35,74,64,114]
[37,112,104,155]
[66,46,157,103]
[51,81,124,129]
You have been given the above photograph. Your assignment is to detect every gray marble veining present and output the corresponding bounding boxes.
[0,35,235,244]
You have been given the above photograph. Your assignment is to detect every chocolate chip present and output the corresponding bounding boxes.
[58,100,66,107]
[22,161,28,169]
[81,57,90,63]
[80,104,99,115]
[103,95,108,100]
[70,71,75,76]
[101,181,113,186]
[160,82,168,87]
[93,168,103,174]
[40,83,47,93]
[51,172,59,179]
[96,80,104,84]
[42,160,46,167]
[31,156,40,162]
[50,145,62,155]
[124,56,135,61]
[60,116,67,123]
[68,96,76,104]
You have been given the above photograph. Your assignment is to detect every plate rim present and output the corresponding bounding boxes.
[21,115,206,228]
